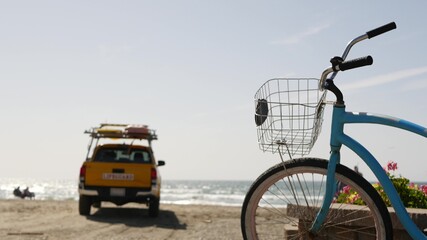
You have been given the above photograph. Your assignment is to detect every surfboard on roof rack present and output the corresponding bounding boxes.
[85,123,158,141]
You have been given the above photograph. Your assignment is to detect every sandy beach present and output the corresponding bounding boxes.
[0,199,243,240]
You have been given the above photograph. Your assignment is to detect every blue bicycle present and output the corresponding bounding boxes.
[241,22,427,239]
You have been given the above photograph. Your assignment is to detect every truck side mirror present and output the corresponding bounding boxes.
[157,160,165,166]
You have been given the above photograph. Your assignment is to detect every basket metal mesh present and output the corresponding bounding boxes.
[254,78,326,156]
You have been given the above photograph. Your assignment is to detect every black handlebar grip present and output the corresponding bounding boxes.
[338,56,373,71]
[366,22,397,39]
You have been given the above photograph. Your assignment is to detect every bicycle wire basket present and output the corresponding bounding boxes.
[255,78,327,156]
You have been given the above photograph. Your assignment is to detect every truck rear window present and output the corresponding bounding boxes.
[94,148,151,163]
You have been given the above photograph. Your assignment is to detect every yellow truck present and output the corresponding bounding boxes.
[78,123,165,217]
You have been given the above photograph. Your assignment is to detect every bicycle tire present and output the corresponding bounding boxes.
[241,158,393,239]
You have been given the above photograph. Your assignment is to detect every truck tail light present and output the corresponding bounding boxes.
[80,165,86,181]
[151,168,157,186]
[151,168,157,180]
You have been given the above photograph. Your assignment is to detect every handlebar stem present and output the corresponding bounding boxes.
[325,79,344,106]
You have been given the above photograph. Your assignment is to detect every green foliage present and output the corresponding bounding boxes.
[336,161,427,209]
[377,175,427,209]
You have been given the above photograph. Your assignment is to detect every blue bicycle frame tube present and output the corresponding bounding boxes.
[311,105,427,239]
[309,150,340,232]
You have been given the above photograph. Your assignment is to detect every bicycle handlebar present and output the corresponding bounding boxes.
[319,22,397,90]
[335,56,373,71]
[366,22,397,39]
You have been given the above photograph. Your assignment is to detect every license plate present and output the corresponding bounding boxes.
[102,173,134,181]
[110,188,125,196]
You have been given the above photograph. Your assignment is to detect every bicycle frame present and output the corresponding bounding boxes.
[311,104,427,239]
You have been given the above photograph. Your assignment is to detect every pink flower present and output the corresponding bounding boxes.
[387,161,398,171]
[420,185,427,196]
[342,185,351,194]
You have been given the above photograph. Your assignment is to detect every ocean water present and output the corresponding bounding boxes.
[161,180,251,206]
[2,178,427,207]
[0,178,252,206]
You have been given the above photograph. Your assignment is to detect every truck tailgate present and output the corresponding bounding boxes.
[84,162,152,188]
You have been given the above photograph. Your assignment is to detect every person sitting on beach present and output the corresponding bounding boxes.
[13,187,22,198]
[22,187,35,199]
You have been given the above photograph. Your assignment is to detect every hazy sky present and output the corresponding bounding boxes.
[1,1,427,181]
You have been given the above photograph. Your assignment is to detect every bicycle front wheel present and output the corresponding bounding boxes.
[241,158,392,239]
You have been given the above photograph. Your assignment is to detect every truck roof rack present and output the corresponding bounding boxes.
[85,123,158,141]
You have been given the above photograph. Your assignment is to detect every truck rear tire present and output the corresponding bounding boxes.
[148,198,159,217]
[79,195,92,216]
